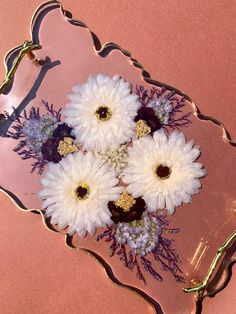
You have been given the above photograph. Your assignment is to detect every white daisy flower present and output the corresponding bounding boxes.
[64,73,140,152]
[38,151,123,237]
[123,130,206,214]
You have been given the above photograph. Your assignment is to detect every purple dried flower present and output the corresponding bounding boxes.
[7,101,63,174]
[135,85,191,132]
[134,107,162,132]
[41,137,62,163]
[97,212,185,284]
[115,214,162,256]
[108,197,146,223]
[52,123,74,139]
[40,123,75,163]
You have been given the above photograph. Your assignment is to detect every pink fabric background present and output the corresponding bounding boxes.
[0,1,235,313]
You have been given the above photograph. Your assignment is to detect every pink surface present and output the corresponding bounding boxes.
[0,192,154,314]
[0,1,236,313]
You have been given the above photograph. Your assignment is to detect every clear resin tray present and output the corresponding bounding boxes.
[0,1,236,313]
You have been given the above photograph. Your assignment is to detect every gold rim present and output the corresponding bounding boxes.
[183,230,236,298]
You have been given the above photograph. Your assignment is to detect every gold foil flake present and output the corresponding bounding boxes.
[95,105,112,121]
[57,137,78,157]
[115,191,136,212]
[135,119,151,137]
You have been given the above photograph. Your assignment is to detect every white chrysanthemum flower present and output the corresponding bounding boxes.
[64,73,140,152]
[38,151,123,237]
[123,130,206,214]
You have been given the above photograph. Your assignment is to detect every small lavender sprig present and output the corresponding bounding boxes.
[135,86,165,106]
[42,100,62,121]
[135,85,191,131]
[141,256,163,281]
[7,101,62,174]
[97,213,185,285]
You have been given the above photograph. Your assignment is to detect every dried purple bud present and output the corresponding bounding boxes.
[134,107,156,122]
[41,137,61,163]
[52,123,73,139]
[134,107,162,132]
[146,116,162,132]
[108,197,146,223]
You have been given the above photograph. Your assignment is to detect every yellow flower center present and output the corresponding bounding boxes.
[115,191,136,212]
[57,137,78,157]
[95,105,112,121]
[75,183,90,200]
[135,119,151,137]
[155,164,171,180]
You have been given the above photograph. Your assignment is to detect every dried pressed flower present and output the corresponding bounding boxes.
[108,195,146,223]
[97,213,185,284]
[115,214,162,256]
[41,123,75,163]
[134,107,162,133]
[135,85,192,133]
[39,151,123,236]
[64,73,140,152]
[123,130,206,214]
[7,101,62,174]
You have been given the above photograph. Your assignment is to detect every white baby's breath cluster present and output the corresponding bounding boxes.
[94,145,129,179]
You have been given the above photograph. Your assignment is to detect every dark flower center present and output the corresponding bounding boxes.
[75,183,90,200]
[156,165,171,180]
[95,105,112,121]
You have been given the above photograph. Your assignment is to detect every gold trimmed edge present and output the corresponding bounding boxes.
[183,230,236,299]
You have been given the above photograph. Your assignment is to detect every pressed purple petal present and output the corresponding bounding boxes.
[41,137,62,163]
[52,123,73,139]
